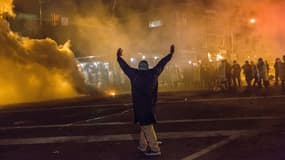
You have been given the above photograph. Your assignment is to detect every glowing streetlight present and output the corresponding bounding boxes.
[249,18,256,24]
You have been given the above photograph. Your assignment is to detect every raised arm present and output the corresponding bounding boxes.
[153,44,175,75]
[117,48,136,78]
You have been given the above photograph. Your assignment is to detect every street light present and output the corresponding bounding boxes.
[249,18,256,24]
[248,18,257,57]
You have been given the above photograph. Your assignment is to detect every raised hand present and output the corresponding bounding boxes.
[170,44,175,54]
[117,48,123,57]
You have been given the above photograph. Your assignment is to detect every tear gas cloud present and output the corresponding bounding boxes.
[65,0,285,61]
[215,0,285,58]
[48,0,174,61]
[1,0,285,105]
[0,0,86,106]
[64,0,285,93]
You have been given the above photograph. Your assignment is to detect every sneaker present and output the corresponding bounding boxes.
[137,146,147,152]
[144,150,161,156]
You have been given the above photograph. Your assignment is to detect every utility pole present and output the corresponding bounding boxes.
[111,0,117,17]
[39,0,43,27]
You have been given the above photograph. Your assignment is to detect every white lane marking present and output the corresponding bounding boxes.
[90,116,279,126]
[0,130,254,146]
[164,95,285,104]
[0,116,279,131]
[181,135,241,160]
[68,109,132,125]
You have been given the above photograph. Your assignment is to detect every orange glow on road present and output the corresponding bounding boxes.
[107,90,116,97]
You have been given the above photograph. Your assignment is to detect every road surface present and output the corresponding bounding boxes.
[1,89,285,160]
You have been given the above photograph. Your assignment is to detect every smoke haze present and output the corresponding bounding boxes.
[0,0,86,105]
[1,0,285,105]
[65,0,285,60]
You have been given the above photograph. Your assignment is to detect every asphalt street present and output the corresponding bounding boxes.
[1,89,285,160]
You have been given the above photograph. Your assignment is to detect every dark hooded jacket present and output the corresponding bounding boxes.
[117,53,173,125]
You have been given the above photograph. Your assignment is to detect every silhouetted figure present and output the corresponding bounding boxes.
[217,59,232,90]
[257,58,269,88]
[274,58,281,85]
[232,60,241,88]
[251,61,258,88]
[280,55,285,91]
[264,60,270,88]
[242,60,253,88]
[117,45,174,156]
[225,60,232,88]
